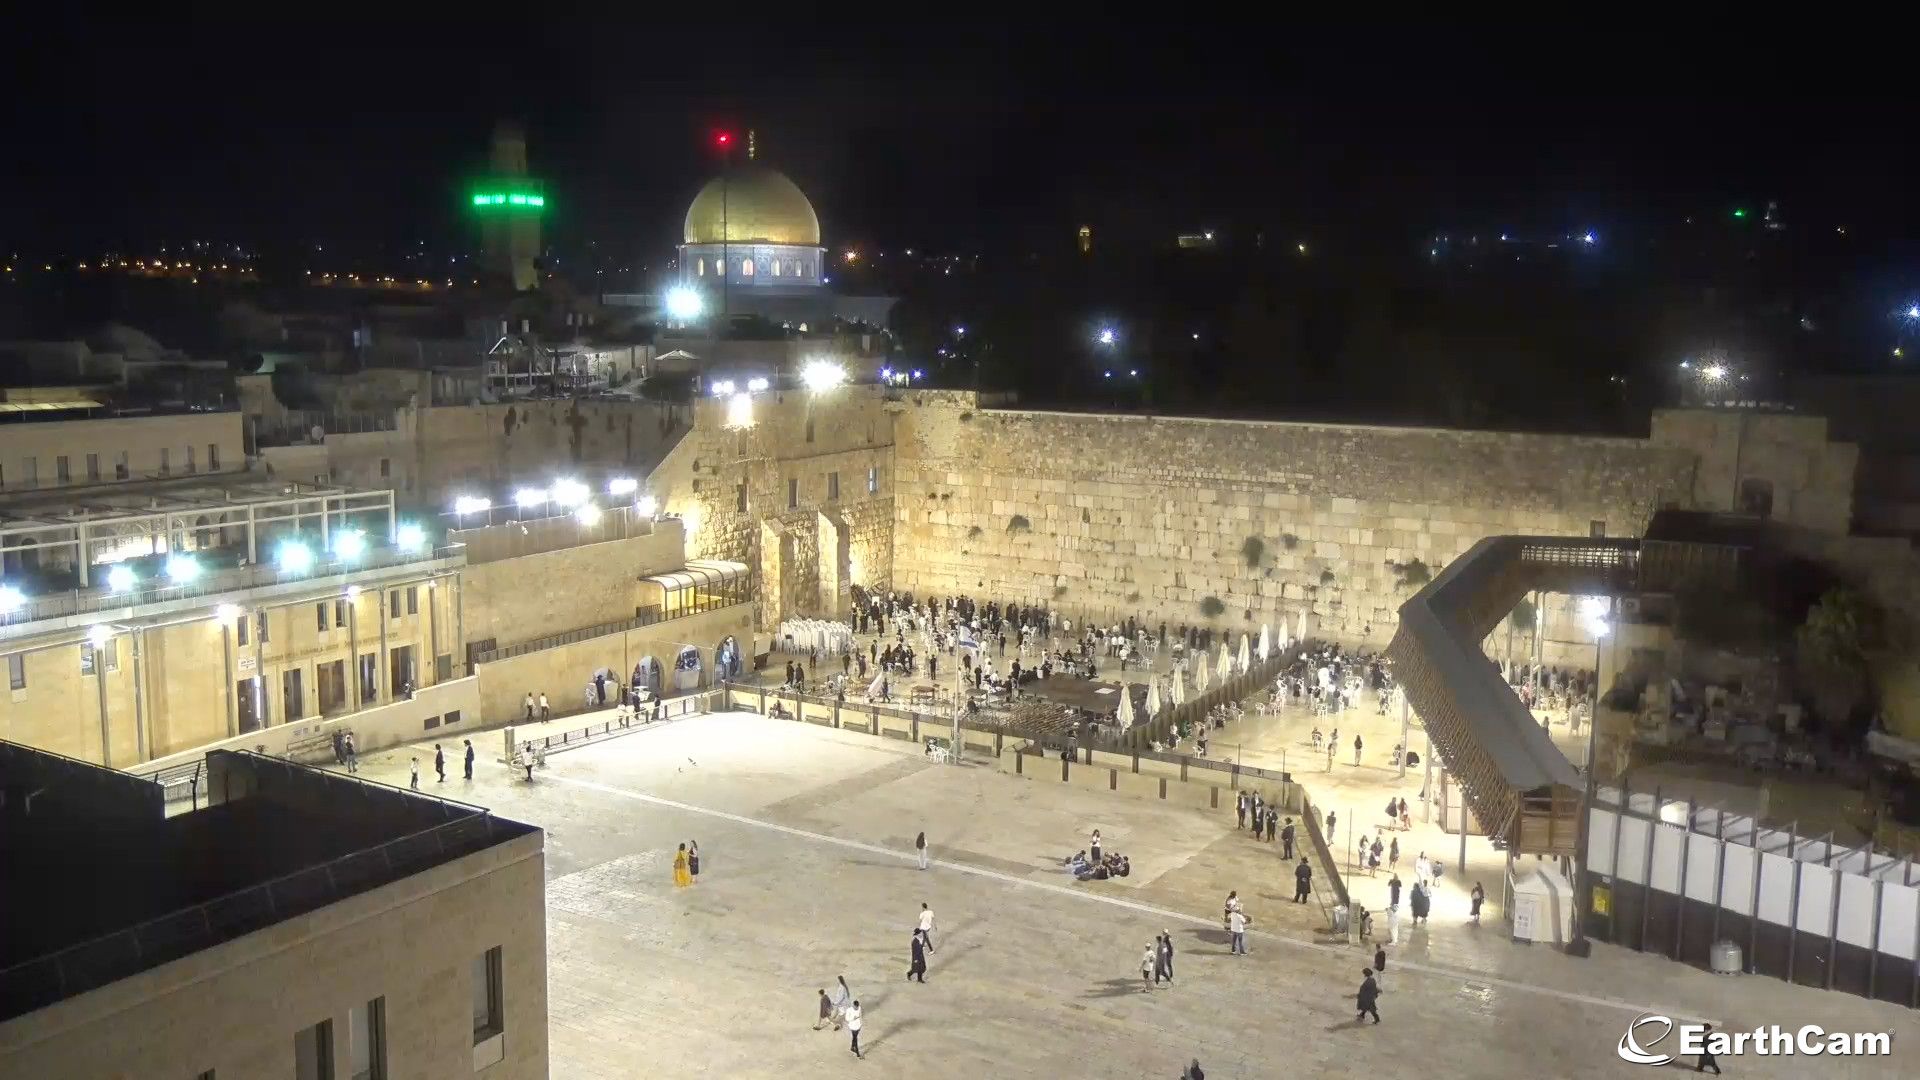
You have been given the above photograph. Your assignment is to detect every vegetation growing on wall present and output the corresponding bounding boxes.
[1241,536,1266,568]
[1390,558,1432,589]
[1797,587,1890,725]
[1320,568,1337,586]
[1054,585,1069,598]
[1509,597,1536,632]
[1200,596,1226,618]
[1280,533,1299,550]
[967,525,983,539]
[1007,514,1031,533]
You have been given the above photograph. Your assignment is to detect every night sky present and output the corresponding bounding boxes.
[9,19,1918,263]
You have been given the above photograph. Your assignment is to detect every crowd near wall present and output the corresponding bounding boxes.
[888,391,1696,653]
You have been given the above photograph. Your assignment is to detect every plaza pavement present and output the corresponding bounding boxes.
[341,711,1919,1079]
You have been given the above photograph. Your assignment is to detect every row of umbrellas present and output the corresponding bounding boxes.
[1116,621,1295,730]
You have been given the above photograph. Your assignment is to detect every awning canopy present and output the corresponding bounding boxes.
[641,558,749,592]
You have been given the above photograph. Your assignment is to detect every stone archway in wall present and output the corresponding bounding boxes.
[758,519,788,627]
[816,511,849,620]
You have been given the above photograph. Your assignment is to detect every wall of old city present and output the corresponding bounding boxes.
[0,411,244,491]
[649,388,894,625]
[888,391,1699,651]
[459,521,690,658]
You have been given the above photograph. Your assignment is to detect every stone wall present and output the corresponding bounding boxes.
[649,388,894,623]
[460,525,689,656]
[890,391,1697,649]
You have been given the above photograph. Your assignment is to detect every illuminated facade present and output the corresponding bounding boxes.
[677,168,829,322]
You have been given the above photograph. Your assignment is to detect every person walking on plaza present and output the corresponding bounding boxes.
[434,743,446,782]
[1140,943,1157,992]
[1251,793,1264,831]
[1090,829,1103,865]
[1281,818,1296,859]
[1470,881,1486,924]
[343,731,358,774]
[1159,930,1176,983]
[672,843,692,887]
[1326,809,1337,837]
[907,930,928,983]
[463,739,475,780]
[1415,851,1432,885]
[524,691,535,722]
[1326,741,1336,769]
[1294,858,1312,902]
[409,758,420,789]
[688,840,701,883]
[815,989,834,1030]
[1355,968,1381,1024]
[915,830,929,870]
[1389,836,1400,870]
[917,902,936,951]
[1696,1024,1722,1074]
[1236,792,1248,830]
[1388,872,1403,910]
[845,1000,864,1058]
[539,692,550,720]
[1353,734,1364,766]
[1373,945,1388,991]
[1265,805,1279,842]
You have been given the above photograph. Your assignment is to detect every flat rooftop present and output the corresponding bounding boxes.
[0,474,385,526]
[0,742,536,1022]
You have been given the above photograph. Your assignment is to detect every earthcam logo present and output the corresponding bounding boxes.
[1618,1014,1891,1065]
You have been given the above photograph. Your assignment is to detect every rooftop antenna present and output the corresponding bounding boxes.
[748,129,756,162]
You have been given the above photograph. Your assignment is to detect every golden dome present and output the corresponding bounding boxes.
[683,168,821,246]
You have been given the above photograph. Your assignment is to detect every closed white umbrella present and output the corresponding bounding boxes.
[1146,676,1163,718]
[1216,642,1233,680]
[1258,623,1271,661]
[1195,663,1212,695]
[1237,633,1252,673]
[1171,668,1187,706]
[1295,608,1308,645]
[1116,685,1136,731]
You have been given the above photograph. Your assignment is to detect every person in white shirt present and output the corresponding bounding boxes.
[916,902,936,951]
[1228,908,1250,955]
[845,1001,864,1058]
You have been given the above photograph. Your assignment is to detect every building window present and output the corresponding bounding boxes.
[736,482,748,513]
[56,455,70,483]
[827,471,840,501]
[81,645,93,677]
[787,477,799,509]
[185,445,196,474]
[867,467,879,494]
[82,638,119,676]
[407,586,418,615]
[696,258,705,276]
[317,602,329,632]
[1589,520,1606,538]
[237,616,250,647]
[473,946,505,1043]
[334,598,347,627]
[347,997,386,1080]
[293,1018,334,1080]
[390,590,401,619]
[115,451,129,480]
[741,258,753,276]
[6,654,22,692]
[379,458,390,479]
[22,456,36,486]
[257,612,270,644]
[86,453,99,481]
[805,418,815,443]
[209,443,220,471]
[159,448,170,476]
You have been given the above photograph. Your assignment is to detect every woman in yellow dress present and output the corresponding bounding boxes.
[672,843,692,888]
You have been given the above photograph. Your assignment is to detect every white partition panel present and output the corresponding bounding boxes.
[1757,852,1797,927]
[1836,873,1880,949]
[1616,815,1651,885]
[1879,883,1919,961]
[1649,823,1685,893]
[1684,833,1721,902]
[1795,865,1835,939]
[1719,844,1756,917]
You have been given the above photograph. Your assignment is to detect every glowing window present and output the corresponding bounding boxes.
[772,260,782,276]
[695,259,705,276]
[741,259,753,276]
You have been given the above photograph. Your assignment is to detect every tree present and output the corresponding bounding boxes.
[1796,587,1887,728]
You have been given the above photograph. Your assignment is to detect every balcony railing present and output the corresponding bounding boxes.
[470,593,752,665]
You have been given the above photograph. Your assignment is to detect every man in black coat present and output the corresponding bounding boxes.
[1281,819,1296,860]
[1158,930,1175,983]
[1293,858,1313,903]
[1355,968,1380,1024]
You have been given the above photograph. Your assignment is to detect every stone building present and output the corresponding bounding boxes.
[0,741,546,1077]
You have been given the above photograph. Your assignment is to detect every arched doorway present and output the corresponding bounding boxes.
[632,655,664,697]
[674,645,703,692]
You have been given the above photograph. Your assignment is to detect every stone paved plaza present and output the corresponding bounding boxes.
[351,713,1917,1078]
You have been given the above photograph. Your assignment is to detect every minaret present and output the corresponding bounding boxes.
[472,121,545,291]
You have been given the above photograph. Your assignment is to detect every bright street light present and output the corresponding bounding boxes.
[165,555,201,584]
[1096,327,1117,347]
[0,585,22,615]
[514,487,548,509]
[276,541,314,574]
[1906,305,1920,320]
[574,502,603,526]
[665,285,704,321]
[87,624,113,648]
[550,479,590,508]
[395,523,428,551]
[725,392,755,428]
[1702,364,1728,382]
[637,495,659,517]
[711,379,736,396]
[106,564,137,592]
[608,477,639,497]
[331,530,367,561]
[953,325,966,337]
[746,376,770,393]
[800,359,846,391]
[453,494,491,516]
[214,603,242,622]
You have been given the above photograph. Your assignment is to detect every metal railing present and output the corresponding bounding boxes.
[0,755,522,1021]
[511,693,709,756]
[0,542,466,628]
[471,596,751,664]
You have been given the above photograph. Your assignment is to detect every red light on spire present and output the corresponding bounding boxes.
[716,132,733,147]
